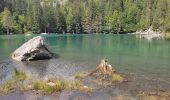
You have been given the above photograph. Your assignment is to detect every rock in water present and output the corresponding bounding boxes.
[11,36,54,61]
[96,58,115,74]
[89,58,115,76]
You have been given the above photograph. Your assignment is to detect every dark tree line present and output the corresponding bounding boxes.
[0,0,170,34]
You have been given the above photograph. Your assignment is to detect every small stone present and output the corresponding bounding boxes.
[27,85,33,89]
[83,86,88,89]
[47,82,55,86]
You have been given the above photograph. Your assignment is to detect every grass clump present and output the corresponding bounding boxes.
[115,94,131,100]
[34,80,54,94]
[111,73,124,83]
[138,91,170,100]
[33,78,93,94]
[67,81,83,90]
[33,79,67,94]
[55,79,66,92]
[13,68,27,81]
[75,73,86,79]
[0,69,27,94]
[19,84,33,92]
[142,96,157,100]
[0,80,15,94]
[67,81,93,93]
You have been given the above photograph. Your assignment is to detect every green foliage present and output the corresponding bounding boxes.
[0,69,27,94]
[1,8,13,28]
[13,68,27,81]
[33,79,67,94]
[74,72,88,80]
[0,21,3,34]
[0,0,170,34]
[34,80,54,94]
[0,12,3,34]
[25,31,33,35]
[0,80,15,94]
[33,78,93,94]
[1,7,14,34]
[123,1,139,32]
[111,73,125,83]
[105,10,122,33]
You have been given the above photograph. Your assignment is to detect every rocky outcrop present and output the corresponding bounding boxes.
[133,27,163,40]
[11,36,54,61]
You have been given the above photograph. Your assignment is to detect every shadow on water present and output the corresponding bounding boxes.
[0,57,91,85]
[0,60,13,84]
[52,53,60,59]
[13,60,49,78]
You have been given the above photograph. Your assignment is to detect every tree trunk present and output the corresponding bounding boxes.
[45,27,47,33]
[7,27,9,35]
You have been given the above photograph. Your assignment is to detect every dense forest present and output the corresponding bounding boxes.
[0,0,170,34]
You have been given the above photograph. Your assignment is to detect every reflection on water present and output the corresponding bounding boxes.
[0,59,90,84]
[0,34,170,85]
[0,60,13,84]
[11,59,90,79]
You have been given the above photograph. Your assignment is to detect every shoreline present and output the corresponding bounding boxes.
[0,62,170,100]
[0,75,170,100]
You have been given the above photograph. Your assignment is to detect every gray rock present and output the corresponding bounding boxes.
[11,36,54,61]
[133,27,163,41]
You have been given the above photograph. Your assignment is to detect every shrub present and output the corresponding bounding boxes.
[33,79,67,94]
[111,73,124,83]
[13,68,27,81]
[0,80,15,94]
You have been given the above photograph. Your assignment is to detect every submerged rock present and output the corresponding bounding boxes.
[11,36,54,61]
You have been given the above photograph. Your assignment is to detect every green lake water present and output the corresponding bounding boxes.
[0,34,170,85]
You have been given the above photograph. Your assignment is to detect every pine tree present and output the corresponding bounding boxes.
[65,7,74,33]
[1,8,14,35]
[0,0,170,34]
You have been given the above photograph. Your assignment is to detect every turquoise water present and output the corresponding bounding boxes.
[0,34,170,83]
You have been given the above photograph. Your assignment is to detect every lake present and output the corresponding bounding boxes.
[0,34,170,88]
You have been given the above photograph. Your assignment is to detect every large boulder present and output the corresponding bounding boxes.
[11,36,54,61]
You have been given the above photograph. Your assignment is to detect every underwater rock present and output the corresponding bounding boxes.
[11,36,54,61]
